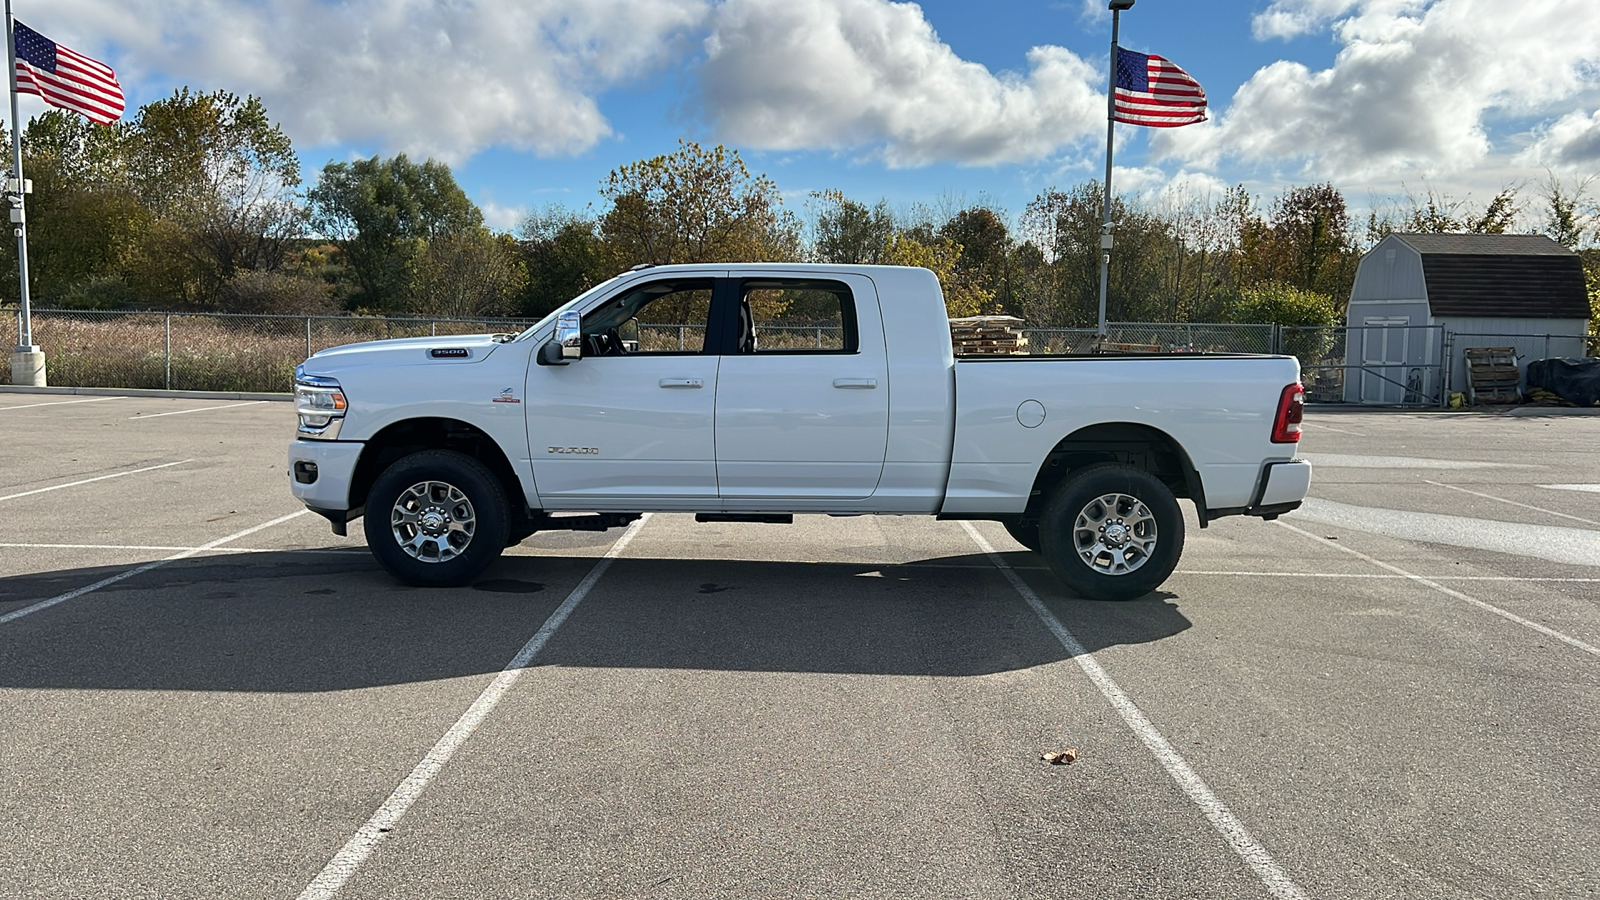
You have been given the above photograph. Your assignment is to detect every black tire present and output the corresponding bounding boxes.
[1037,463,1184,601]
[363,450,510,587]
[1002,517,1042,553]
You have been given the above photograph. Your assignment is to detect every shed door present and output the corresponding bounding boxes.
[1360,316,1409,404]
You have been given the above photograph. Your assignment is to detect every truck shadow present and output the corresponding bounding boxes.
[0,549,1190,693]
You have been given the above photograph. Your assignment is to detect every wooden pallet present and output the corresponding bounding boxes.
[1464,347,1520,404]
[950,315,1028,356]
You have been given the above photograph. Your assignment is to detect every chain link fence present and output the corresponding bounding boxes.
[3,308,538,393]
[5,307,1592,405]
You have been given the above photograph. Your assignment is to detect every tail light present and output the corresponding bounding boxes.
[1272,383,1304,443]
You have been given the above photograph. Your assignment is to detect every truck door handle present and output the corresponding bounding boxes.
[832,378,877,389]
[659,378,703,389]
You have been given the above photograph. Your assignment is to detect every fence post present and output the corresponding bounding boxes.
[164,314,172,390]
[679,324,685,350]
[305,317,312,360]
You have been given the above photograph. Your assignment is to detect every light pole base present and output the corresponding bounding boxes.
[11,346,46,386]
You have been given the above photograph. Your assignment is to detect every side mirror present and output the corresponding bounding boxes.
[537,340,568,366]
[558,310,582,359]
[537,310,583,366]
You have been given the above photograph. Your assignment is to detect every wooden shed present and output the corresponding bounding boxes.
[1345,233,1591,402]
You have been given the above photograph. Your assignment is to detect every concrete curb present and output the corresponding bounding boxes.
[0,385,292,402]
[1504,405,1600,416]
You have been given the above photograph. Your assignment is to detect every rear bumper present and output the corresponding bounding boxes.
[1207,458,1311,522]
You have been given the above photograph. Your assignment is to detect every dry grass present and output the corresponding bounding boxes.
[2,310,534,392]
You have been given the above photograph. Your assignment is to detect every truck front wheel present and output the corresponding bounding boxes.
[364,450,510,586]
[1038,464,1184,601]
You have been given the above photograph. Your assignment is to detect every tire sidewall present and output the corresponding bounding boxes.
[364,450,511,587]
[1038,464,1185,601]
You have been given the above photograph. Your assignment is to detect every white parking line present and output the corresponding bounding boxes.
[0,510,309,626]
[0,396,124,411]
[1276,521,1600,659]
[960,522,1309,900]
[0,542,363,555]
[1177,570,1600,583]
[297,514,650,900]
[1425,480,1600,527]
[0,459,192,504]
[1305,422,1364,436]
[129,401,265,419]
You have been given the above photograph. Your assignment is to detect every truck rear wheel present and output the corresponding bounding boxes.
[364,450,510,587]
[1038,464,1184,601]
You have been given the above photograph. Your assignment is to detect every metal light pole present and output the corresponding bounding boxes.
[5,0,43,385]
[1097,0,1135,343]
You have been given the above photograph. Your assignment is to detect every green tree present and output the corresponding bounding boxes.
[598,141,799,269]
[939,206,1014,312]
[309,153,483,310]
[811,190,894,264]
[515,206,607,318]
[405,230,529,318]
[125,89,305,300]
[1019,183,1172,326]
[880,232,992,318]
[4,112,147,305]
[1261,183,1357,298]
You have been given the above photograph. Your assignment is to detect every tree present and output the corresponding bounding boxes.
[405,230,529,319]
[880,232,992,318]
[310,153,483,310]
[1540,172,1594,249]
[5,112,147,304]
[516,206,607,318]
[811,190,894,264]
[125,89,306,299]
[1019,183,1173,326]
[1365,185,1522,244]
[939,206,1014,311]
[598,141,799,269]
[1261,183,1356,298]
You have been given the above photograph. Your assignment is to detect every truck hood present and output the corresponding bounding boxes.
[303,333,509,375]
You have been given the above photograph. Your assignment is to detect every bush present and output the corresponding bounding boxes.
[219,270,337,315]
[59,276,139,310]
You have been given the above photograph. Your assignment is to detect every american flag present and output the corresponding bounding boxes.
[1113,47,1206,128]
[12,20,125,125]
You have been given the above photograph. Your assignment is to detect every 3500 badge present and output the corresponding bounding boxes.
[547,446,599,454]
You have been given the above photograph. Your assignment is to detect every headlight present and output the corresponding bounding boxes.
[295,367,347,438]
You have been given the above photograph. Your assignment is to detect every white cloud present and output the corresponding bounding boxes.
[1158,0,1600,183]
[480,201,530,233]
[35,0,711,163]
[1251,0,1366,40]
[699,0,1105,167]
[1521,109,1600,169]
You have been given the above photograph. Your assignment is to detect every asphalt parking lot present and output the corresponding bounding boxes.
[1,392,1596,900]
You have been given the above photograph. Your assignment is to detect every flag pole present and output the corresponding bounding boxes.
[1098,1,1132,343]
[4,0,43,385]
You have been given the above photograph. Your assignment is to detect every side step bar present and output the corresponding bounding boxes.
[694,513,794,524]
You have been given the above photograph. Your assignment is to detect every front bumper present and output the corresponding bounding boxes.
[287,439,363,513]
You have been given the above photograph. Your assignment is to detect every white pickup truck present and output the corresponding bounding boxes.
[288,264,1310,600]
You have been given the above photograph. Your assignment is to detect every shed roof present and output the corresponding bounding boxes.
[1390,233,1589,318]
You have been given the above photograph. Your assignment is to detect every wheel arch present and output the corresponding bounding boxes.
[1022,422,1207,527]
[350,417,525,516]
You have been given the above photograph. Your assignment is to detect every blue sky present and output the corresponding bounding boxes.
[19,1,1600,233]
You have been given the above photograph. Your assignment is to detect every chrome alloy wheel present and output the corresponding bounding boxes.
[1072,492,1157,576]
[390,480,477,563]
